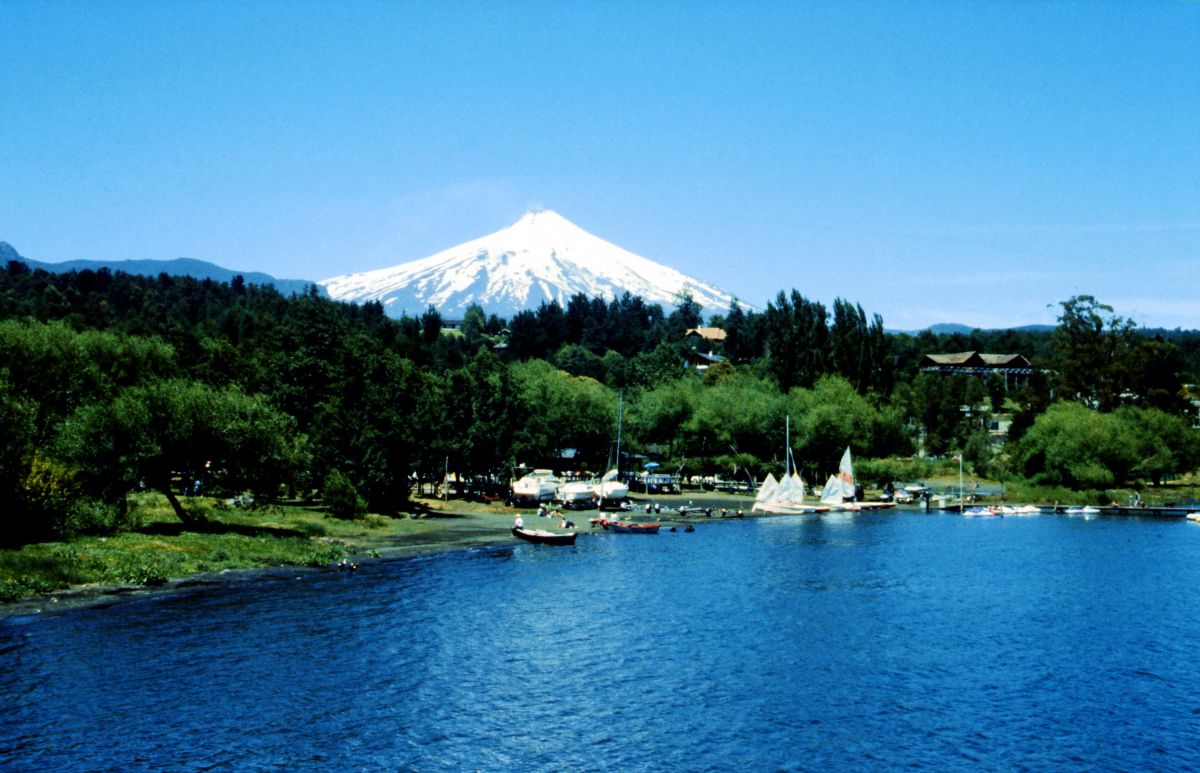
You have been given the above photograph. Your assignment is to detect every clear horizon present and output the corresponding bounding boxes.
[2,1,1196,331]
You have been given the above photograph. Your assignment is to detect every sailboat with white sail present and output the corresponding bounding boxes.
[819,447,859,510]
[752,417,828,515]
[818,447,896,511]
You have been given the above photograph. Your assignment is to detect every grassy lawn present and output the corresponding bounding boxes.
[0,493,518,604]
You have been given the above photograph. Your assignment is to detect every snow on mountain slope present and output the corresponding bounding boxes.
[319,210,743,319]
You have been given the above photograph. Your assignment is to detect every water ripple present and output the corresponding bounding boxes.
[4,514,1200,769]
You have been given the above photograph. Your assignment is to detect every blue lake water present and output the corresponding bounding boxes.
[3,511,1200,771]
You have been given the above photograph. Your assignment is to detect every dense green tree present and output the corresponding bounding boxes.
[788,375,902,482]
[58,380,303,526]
[686,372,781,471]
[511,360,616,471]
[554,343,608,382]
[763,290,828,391]
[1116,406,1200,485]
[1012,402,1137,488]
[1051,295,1139,411]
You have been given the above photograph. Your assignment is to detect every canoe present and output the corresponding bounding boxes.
[512,527,577,546]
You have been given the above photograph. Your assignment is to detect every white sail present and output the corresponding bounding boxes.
[790,472,806,500]
[754,473,780,505]
[752,417,820,514]
[819,447,856,505]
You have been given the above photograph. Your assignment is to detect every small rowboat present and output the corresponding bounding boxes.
[512,527,577,546]
[603,520,660,534]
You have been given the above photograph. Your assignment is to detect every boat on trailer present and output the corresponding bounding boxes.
[511,469,564,504]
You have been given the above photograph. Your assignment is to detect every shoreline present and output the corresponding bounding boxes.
[0,491,761,622]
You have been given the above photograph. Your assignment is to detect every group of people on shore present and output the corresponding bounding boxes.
[513,503,574,531]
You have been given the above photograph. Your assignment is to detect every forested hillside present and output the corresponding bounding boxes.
[2,261,1197,547]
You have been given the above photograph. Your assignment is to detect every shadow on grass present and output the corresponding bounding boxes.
[135,521,309,539]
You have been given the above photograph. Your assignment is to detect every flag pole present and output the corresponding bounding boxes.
[959,454,963,508]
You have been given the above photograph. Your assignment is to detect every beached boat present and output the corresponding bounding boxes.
[819,447,860,510]
[596,394,630,507]
[594,468,629,506]
[752,416,827,515]
[816,447,896,511]
[511,526,578,545]
[557,478,598,508]
[511,469,564,504]
[604,520,660,534]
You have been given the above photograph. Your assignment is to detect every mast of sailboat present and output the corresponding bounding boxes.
[785,415,792,477]
[615,390,623,477]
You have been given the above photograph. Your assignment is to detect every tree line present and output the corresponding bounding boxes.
[1,262,1197,546]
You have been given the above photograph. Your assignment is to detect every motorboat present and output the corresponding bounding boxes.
[557,478,598,509]
[510,469,564,504]
[594,468,629,506]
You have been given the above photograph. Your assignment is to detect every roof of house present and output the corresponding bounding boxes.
[921,351,1031,368]
[923,351,982,366]
[684,327,727,342]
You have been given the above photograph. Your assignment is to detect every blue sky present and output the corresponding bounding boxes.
[3,0,1197,330]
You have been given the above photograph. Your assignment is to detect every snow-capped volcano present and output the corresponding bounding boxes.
[319,210,743,319]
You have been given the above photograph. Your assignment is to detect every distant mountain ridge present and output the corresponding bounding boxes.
[900,322,1056,336]
[319,210,747,319]
[0,241,322,298]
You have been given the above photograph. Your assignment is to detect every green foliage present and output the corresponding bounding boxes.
[510,360,615,469]
[57,379,303,524]
[1011,402,1198,488]
[787,376,911,479]
[855,456,956,487]
[2,265,1197,555]
[323,469,367,519]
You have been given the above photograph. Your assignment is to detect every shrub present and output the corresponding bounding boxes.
[323,469,367,520]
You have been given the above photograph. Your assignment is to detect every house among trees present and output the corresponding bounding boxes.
[920,351,1033,390]
[683,327,727,372]
[684,327,727,346]
[683,349,726,372]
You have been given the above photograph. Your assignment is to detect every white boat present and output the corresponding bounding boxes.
[511,469,563,503]
[752,416,825,514]
[1186,512,1200,523]
[557,478,597,508]
[594,467,629,503]
[819,447,859,510]
[595,394,629,508]
[989,504,1040,516]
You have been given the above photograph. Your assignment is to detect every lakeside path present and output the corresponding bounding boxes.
[0,491,762,621]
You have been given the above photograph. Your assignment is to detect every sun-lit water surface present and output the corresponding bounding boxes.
[3,512,1200,770]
